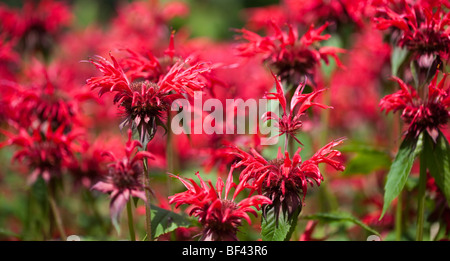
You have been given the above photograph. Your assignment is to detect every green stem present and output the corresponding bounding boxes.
[143,158,153,241]
[166,111,175,194]
[392,96,403,241]
[416,152,427,241]
[126,200,136,241]
[317,177,338,212]
[288,135,295,157]
[48,187,66,240]
[395,191,402,241]
[84,190,108,232]
[317,88,339,212]
[166,110,179,216]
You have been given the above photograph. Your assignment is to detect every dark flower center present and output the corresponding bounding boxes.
[201,199,240,241]
[126,81,169,119]
[402,102,449,133]
[110,162,143,190]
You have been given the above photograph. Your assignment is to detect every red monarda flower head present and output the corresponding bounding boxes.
[91,130,154,225]
[0,0,72,54]
[67,137,113,189]
[235,21,345,83]
[5,59,93,129]
[244,0,378,31]
[262,72,332,147]
[374,0,450,62]
[0,123,82,185]
[104,0,188,52]
[169,169,272,241]
[86,49,210,144]
[380,71,449,141]
[232,138,345,222]
[0,34,18,75]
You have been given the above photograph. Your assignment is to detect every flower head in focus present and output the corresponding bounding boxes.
[235,21,345,83]
[232,139,345,222]
[244,0,377,30]
[380,71,449,141]
[169,169,272,241]
[91,130,154,226]
[262,72,332,147]
[86,43,210,145]
[374,0,450,63]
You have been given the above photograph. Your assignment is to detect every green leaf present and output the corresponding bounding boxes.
[381,133,424,219]
[133,197,140,208]
[391,46,409,77]
[302,212,380,237]
[341,143,391,176]
[112,217,121,235]
[0,228,21,239]
[410,60,419,88]
[150,204,192,239]
[261,207,299,241]
[423,130,450,206]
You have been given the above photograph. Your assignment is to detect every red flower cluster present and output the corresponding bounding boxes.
[104,0,188,53]
[0,0,71,54]
[3,0,450,243]
[0,123,82,185]
[0,59,92,186]
[86,37,211,144]
[235,21,345,82]
[169,169,272,241]
[231,139,345,221]
[4,60,93,129]
[244,0,378,30]
[380,71,449,140]
[262,72,332,146]
[374,0,450,61]
[92,130,154,224]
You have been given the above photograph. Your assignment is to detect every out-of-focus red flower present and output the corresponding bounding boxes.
[299,220,328,241]
[160,1,190,21]
[329,24,391,130]
[200,134,262,177]
[242,5,286,31]
[91,130,154,224]
[0,34,18,64]
[380,71,449,141]
[3,59,93,129]
[243,0,378,32]
[103,0,188,53]
[0,123,83,185]
[361,194,395,232]
[0,36,18,83]
[169,169,272,241]
[374,0,450,62]
[86,48,210,144]
[0,0,72,53]
[262,72,332,146]
[235,21,345,83]
[181,38,273,100]
[67,135,122,189]
[232,139,345,221]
